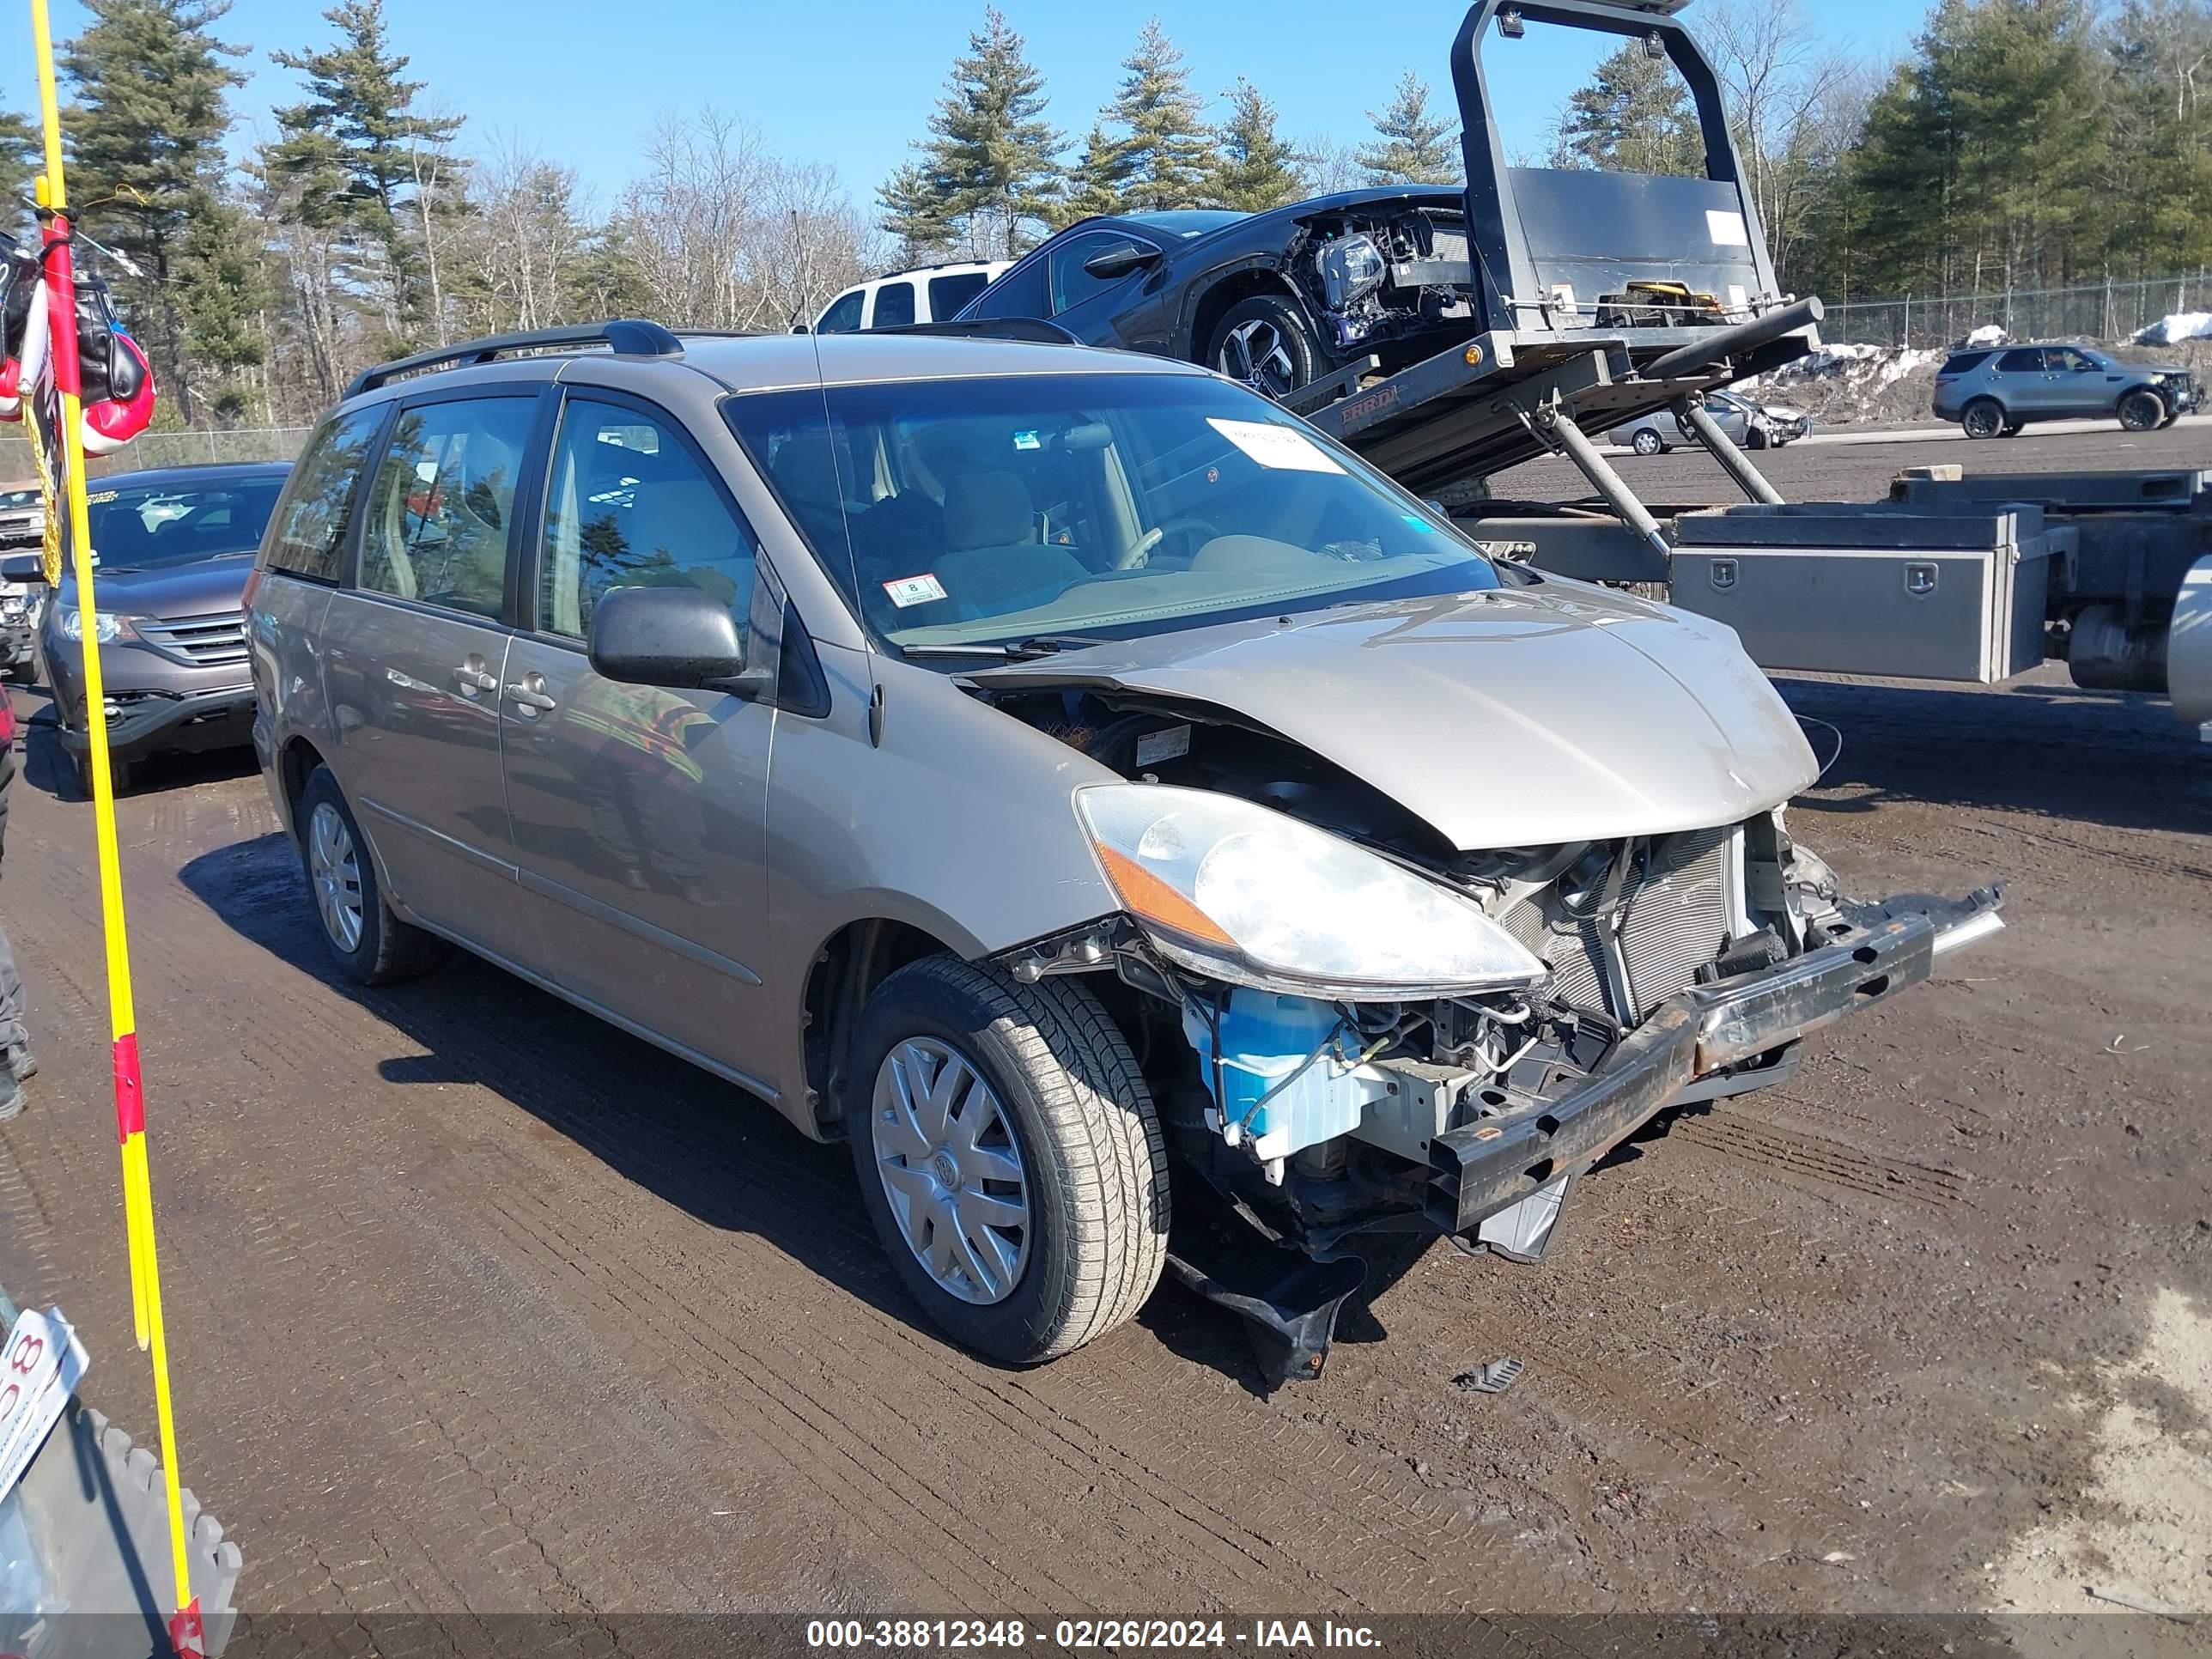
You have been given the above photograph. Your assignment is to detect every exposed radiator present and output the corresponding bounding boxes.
[1501,825,1736,1022]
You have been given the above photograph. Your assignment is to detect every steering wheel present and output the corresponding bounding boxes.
[1115,516,1218,571]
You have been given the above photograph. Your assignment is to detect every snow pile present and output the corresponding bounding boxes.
[2136,312,2212,347]
[1964,323,2008,348]
[1753,342,1947,422]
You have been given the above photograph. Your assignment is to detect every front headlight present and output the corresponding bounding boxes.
[1076,784,1547,998]
[53,605,137,645]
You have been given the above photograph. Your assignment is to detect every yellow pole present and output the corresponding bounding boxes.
[27,0,199,1645]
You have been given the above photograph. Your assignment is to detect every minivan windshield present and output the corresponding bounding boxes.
[724,373,1501,653]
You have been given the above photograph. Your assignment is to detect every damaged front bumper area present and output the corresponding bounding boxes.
[1426,886,2005,1237]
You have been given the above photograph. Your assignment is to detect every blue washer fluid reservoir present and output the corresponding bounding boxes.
[1182,989,1389,1167]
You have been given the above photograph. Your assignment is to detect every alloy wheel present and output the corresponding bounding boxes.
[1217,320,1299,398]
[870,1036,1031,1305]
[307,800,365,955]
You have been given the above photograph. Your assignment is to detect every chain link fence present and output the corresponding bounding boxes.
[1821,273,2209,352]
[0,425,313,484]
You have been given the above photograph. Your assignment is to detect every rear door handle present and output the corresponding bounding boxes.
[503,683,556,714]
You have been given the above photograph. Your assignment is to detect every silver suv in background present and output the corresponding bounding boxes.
[247,319,2003,1377]
[1933,342,2198,438]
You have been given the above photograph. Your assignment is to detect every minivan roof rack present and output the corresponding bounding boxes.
[884,319,1081,346]
[344,319,685,399]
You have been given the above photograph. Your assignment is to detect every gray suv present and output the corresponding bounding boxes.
[1933,342,2197,438]
[247,319,2004,1374]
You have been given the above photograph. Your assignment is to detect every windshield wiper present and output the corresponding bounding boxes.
[897,634,1116,661]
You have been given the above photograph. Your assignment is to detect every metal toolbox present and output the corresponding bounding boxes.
[1669,504,2065,683]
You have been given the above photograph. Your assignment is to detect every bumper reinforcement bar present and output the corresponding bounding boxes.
[1425,887,2005,1237]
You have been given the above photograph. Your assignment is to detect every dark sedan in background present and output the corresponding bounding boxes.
[957,187,1478,398]
[39,460,289,793]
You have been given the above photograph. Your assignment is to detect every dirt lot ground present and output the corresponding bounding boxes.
[0,424,2208,1643]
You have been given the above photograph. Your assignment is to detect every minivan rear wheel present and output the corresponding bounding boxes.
[848,955,1167,1364]
[1961,398,2007,440]
[296,765,445,984]
[2118,388,2166,432]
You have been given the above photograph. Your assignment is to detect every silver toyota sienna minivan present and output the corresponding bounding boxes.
[247,319,2003,1378]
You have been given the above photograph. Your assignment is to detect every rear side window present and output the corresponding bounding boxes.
[1940,350,1995,376]
[1996,348,2045,374]
[928,270,989,319]
[263,407,384,582]
[358,396,538,620]
[872,281,916,329]
[817,289,865,333]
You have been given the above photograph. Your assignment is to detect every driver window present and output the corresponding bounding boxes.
[538,397,758,644]
[1049,234,1151,314]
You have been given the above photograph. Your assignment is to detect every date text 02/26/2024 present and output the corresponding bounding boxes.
[806,1620,1382,1651]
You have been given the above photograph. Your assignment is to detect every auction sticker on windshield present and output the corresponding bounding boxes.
[0,1305,89,1502]
[1206,418,1345,474]
[883,573,949,609]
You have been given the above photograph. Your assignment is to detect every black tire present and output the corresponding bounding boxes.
[1206,293,1331,401]
[1745,426,1769,451]
[1631,427,1667,457]
[2160,410,2182,429]
[74,749,130,799]
[2118,388,2166,433]
[848,955,1168,1365]
[2001,421,2027,438]
[1961,398,2008,440]
[295,764,445,985]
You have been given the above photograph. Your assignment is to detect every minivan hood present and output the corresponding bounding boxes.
[973,583,1820,850]
[58,550,253,619]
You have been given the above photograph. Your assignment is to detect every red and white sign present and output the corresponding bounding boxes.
[0,1306,89,1502]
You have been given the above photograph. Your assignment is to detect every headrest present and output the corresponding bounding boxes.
[943,471,1033,550]
[770,434,848,513]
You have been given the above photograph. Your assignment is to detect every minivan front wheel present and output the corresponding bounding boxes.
[295,765,445,984]
[2118,388,2166,432]
[848,956,1167,1364]
[1961,398,2008,440]
[1631,427,1667,456]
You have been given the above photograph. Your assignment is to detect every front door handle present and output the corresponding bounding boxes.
[503,681,557,715]
[454,663,497,696]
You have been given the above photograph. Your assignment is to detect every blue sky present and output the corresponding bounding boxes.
[23,0,1935,213]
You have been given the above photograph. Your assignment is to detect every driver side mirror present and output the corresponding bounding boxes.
[586,585,770,698]
[0,552,44,586]
[1082,244,1162,282]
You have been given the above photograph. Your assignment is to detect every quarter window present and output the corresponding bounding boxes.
[358,397,536,620]
[538,397,758,645]
[928,270,989,318]
[1048,234,1152,314]
[264,407,384,582]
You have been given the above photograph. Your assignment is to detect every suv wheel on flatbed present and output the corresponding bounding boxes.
[2118,388,2166,432]
[1207,294,1329,402]
[1962,398,2007,440]
[296,764,445,984]
[848,955,1168,1364]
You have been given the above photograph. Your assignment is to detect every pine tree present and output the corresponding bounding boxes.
[1204,80,1304,210]
[62,0,251,422]
[0,99,37,235]
[1106,21,1212,211]
[175,194,270,421]
[2104,0,2212,274]
[881,8,1060,258]
[878,159,957,264]
[1058,122,1132,223]
[1550,43,1704,175]
[270,0,464,345]
[1357,73,1460,185]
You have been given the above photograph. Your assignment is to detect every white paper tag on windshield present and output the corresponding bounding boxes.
[1207,418,1344,474]
[1706,210,1751,248]
[882,573,948,609]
